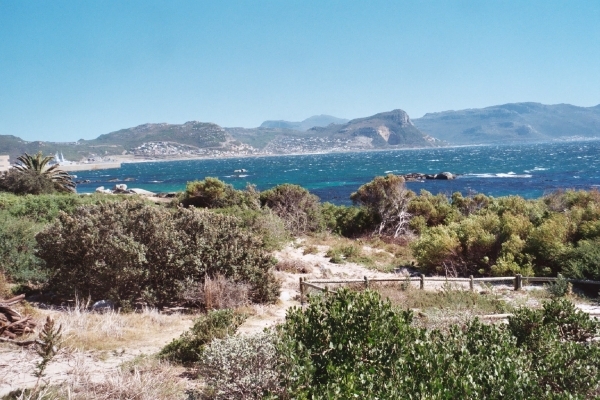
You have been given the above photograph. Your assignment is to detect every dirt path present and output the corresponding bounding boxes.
[238,242,397,335]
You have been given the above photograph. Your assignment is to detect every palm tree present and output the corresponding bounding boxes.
[13,151,76,193]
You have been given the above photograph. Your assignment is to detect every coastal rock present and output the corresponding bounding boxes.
[92,300,114,312]
[113,184,127,191]
[95,186,113,194]
[401,172,457,181]
[129,188,156,196]
[435,172,455,180]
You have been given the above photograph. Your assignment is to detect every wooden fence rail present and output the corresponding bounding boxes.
[299,274,600,305]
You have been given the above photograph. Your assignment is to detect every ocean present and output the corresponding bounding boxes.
[74,141,600,205]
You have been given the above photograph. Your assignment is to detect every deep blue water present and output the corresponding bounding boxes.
[74,141,600,205]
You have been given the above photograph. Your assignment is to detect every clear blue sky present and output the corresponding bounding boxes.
[1,1,599,142]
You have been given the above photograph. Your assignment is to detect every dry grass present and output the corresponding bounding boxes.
[0,272,10,299]
[10,356,186,400]
[42,302,192,352]
[182,275,250,310]
[341,282,511,330]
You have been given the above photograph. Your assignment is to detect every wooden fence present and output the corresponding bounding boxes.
[298,274,600,305]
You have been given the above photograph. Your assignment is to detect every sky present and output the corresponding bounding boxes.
[1,1,599,142]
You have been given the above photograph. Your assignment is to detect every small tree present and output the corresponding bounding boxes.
[350,174,413,237]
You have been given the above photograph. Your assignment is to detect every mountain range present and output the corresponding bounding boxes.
[412,102,600,144]
[259,115,349,131]
[1,102,600,161]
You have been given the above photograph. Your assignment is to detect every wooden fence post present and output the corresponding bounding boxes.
[420,274,425,290]
[364,276,369,289]
[514,274,522,291]
[469,275,474,292]
[299,277,305,305]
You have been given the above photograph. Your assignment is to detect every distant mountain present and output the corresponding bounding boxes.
[260,115,349,131]
[0,122,234,161]
[306,109,439,148]
[83,121,228,149]
[228,109,438,153]
[413,102,600,144]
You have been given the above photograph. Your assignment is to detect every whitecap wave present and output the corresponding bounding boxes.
[466,172,533,178]
[533,167,548,171]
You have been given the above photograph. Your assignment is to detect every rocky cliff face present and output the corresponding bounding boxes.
[318,109,435,148]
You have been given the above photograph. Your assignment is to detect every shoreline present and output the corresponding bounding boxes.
[113,138,600,166]
[114,144,487,165]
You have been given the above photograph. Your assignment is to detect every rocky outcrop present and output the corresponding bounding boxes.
[401,172,457,181]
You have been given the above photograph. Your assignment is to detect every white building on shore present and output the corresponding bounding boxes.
[0,155,10,172]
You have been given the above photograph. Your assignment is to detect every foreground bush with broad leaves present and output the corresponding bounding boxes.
[36,200,280,307]
[274,289,600,399]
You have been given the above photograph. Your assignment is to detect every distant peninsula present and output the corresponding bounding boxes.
[1,102,600,163]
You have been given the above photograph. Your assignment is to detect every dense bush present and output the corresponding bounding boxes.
[260,184,323,235]
[276,289,600,399]
[563,239,600,280]
[160,309,246,364]
[36,200,280,307]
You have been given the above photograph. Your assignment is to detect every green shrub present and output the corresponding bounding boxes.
[159,309,246,364]
[260,184,323,235]
[278,289,600,399]
[320,202,375,237]
[545,274,573,298]
[0,212,45,283]
[507,298,600,396]
[180,178,260,210]
[411,225,461,274]
[0,192,122,223]
[36,200,280,307]
[408,190,459,226]
[215,206,289,251]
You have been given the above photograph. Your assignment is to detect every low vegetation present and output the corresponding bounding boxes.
[275,289,600,399]
[159,309,247,364]
[2,160,600,398]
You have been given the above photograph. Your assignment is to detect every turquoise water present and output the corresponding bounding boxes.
[75,141,600,205]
